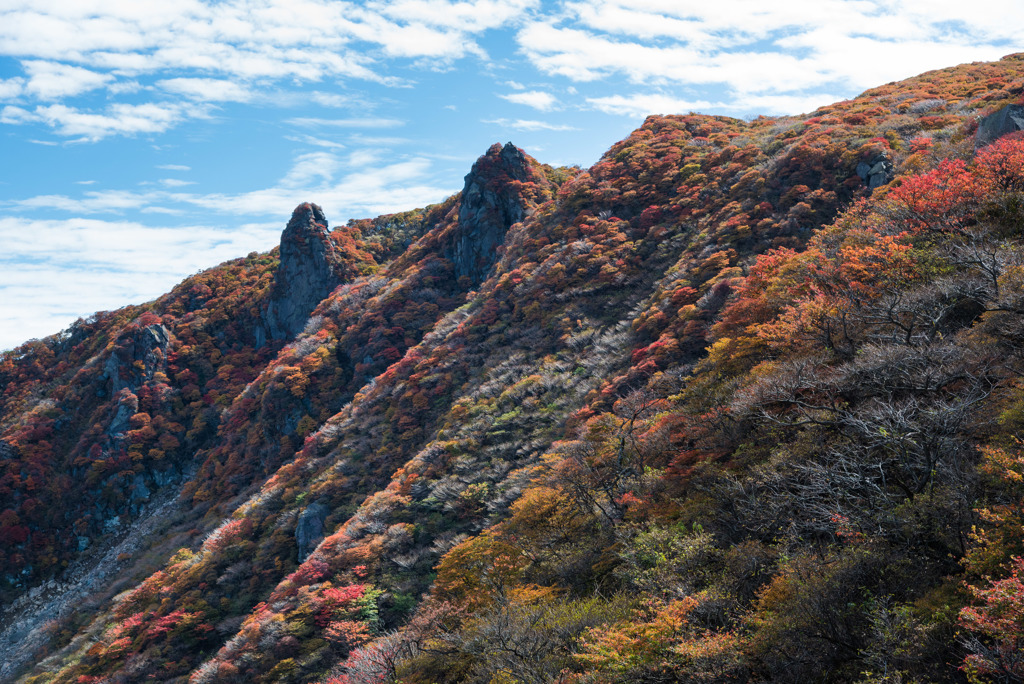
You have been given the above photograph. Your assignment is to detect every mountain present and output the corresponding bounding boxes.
[3,54,1024,683]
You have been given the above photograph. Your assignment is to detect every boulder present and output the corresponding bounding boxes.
[856,153,894,191]
[976,104,1024,148]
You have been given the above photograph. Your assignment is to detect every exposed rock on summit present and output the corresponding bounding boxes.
[449,142,550,284]
[261,203,344,341]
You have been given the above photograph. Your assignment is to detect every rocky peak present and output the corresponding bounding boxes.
[261,203,343,341]
[450,142,547,284]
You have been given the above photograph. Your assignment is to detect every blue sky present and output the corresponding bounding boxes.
[0,0,1022,350]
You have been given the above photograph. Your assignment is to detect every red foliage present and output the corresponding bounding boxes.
[960,556,1024,680]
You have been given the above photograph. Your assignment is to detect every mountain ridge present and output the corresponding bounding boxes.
[4,53,1024,683]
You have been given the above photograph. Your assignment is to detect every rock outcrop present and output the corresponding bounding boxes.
[295,502,329,562]
[856,152,895,191]
[102,323,169,395]
[261,203,343,342]
[976,103,1024,148]
[449,142,546,284]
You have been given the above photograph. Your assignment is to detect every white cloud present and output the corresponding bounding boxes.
[309,91,352,108]
[1,105,35,125]
[484,117,576,131]
[0,0,542,140]
[586,92,839,117]
[0,215,282,350]
[516,0,1024,111]
[347,133,412,146]
[156,164,191,171]
[499,90,558,111]
[287,116,405,128]
[517,22,700,83]
[373,0,539,33]
[3,102,207,140]
[4,148,454,223]
[286,133,346,149]
[159,178,195,187]
[158,77,253,102]
[586,94,715,117]
[0,0,538,89]
[22,60,112,100]
[176,151,454,219]
[41,102,204,140]
[10,188,157,213]
[0,78,24,100]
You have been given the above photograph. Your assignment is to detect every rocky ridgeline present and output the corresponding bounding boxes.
[260,203,344,342]
[449,142,548,284]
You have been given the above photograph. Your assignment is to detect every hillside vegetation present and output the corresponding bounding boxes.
[4,54,1024,683]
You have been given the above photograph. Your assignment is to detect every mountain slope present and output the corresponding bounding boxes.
[4,54,1024,683]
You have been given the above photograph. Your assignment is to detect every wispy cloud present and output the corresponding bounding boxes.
[22,61,112,100]
[3,102,208,140]
[516,0,1024,112]
[286,134,347,149]
[499,90,558,111]
[0,216,282,349]
[0,77,25,100]
[585,94,715,118]
[310,91,354,108]
[586,92,839,117]
[287,117,405,128]
[21,60,111,100]
[5,149,455,222]
[158,77,253,102]
[0,0,539,140]
[484,117,576,131]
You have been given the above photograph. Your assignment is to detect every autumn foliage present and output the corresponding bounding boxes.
[7,53,1024,684]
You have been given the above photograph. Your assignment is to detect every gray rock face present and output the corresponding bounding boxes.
[131,473,151,502]
[450,142,540,284]
[261,203,343,341]
[295,502,329,562]
[976,104,1024,148]
[856,153,894,191]
[106,391,139,437]
[103,323,170,394]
